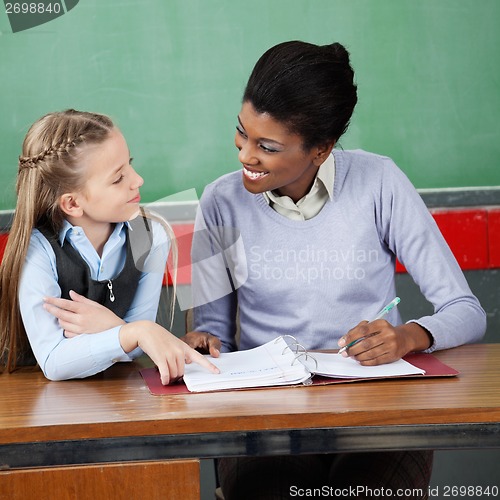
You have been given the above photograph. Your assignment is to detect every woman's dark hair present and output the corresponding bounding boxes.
[243,41,358,150]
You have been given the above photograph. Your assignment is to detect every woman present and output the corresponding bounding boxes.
[184,41,486,499]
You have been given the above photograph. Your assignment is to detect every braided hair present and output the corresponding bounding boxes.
[18,138,83,170]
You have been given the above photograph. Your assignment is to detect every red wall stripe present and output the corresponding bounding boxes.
[0,233,8,257]
[165,224,194,286]
[488,208,500,268]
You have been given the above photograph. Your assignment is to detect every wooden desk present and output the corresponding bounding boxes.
[1,344,500,498]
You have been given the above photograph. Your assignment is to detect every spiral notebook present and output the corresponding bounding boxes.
[140,336,459,394]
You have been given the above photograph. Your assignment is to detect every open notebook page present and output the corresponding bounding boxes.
[183,337,426,392]
[183,337,310,392]
[311,352,425,378]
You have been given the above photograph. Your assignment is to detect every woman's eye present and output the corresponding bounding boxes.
[260,144,278,153]
[236,126,247,138]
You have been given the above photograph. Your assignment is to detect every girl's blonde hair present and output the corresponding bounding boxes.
[142,208,178,333]
[0,109,176,372]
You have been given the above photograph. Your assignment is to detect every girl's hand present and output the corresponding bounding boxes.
[181,331,222,358]
[337,320,432,365]
[119,321,220,385]
[43,290,125,337]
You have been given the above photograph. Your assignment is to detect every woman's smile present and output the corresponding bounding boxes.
[242,165,270,181]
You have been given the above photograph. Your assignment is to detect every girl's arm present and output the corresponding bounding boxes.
[19,231,130,380]
[43,290,125,336]
[119,320,219,384]
[20,223,216,381]
[42,218,169,336]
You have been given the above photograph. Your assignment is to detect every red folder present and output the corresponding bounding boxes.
[140,352,459,396]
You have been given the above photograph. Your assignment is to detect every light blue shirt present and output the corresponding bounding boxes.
[19,218,170,380]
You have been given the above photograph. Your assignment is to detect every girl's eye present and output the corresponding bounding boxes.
[113,175,125,185]
[129,157,134,165]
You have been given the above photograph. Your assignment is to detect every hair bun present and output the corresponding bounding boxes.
[327,42,351,65]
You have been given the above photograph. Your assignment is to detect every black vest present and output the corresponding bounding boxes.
[38,217,153,318]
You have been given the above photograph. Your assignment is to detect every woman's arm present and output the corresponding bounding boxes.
[339,159,486,364]
[188,187,239,352]
[338,319,433,365]
[381,161,486,352]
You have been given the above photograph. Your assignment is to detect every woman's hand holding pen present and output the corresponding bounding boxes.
[43,290,124,337]
[119,321,220,385]
[338,321,432,366]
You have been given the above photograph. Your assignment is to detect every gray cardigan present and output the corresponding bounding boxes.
[192,149,486,353]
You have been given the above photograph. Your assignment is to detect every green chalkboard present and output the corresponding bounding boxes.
[1,0,499,210]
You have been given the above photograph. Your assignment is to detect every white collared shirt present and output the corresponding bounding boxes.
[263,153,335,220]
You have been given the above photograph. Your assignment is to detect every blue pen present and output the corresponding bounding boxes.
[337,297,401,355]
